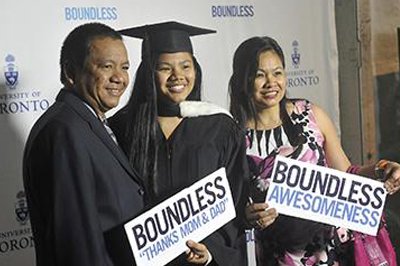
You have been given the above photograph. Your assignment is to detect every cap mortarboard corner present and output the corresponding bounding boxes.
[119,21,216,54]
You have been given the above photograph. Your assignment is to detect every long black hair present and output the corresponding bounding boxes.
[123,53,203,197]
[228,36,303,146]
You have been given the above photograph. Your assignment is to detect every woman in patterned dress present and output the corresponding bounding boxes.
[228,36,400,266]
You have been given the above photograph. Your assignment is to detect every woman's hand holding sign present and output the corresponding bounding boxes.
[185,240,210,265]
[245,201,278,230]
[377,160,400,195]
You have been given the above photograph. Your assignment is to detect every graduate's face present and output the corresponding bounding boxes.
[155,52,196,104]
[75,37,130,116]
[253,50,286,110]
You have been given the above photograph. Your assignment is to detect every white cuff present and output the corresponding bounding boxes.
[205,250,213,266]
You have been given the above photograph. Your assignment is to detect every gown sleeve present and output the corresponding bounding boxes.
[201,119,249,266]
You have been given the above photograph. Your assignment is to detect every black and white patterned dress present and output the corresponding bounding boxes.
[246,100,348,266]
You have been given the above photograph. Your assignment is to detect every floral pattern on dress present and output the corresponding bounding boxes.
[246,100,326,199]
[246,100,352,266]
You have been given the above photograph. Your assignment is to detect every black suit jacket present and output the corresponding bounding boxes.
[23,89,144,266]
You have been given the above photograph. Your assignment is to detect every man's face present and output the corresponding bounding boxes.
[76,37,130,116]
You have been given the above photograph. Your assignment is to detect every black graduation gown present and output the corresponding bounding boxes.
[110,111,249,266]
[23,89,145,266]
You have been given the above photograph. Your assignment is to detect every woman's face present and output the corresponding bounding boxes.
[252,50,286,110]
[155,52,195,104]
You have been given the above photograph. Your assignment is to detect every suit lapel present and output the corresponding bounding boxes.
[57,89,143,185]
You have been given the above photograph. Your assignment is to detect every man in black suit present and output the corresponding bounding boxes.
[23,22,144,266]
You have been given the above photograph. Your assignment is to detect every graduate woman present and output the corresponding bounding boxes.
[110,21,248,266]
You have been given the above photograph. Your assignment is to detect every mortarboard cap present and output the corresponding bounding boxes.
[119,21,216,55]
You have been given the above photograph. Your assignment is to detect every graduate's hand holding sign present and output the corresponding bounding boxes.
[266,156,387,236]
[124,168,235,266]
[185,240,209,265]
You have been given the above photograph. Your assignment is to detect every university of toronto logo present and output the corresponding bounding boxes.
[15,190,29,226]
[291,40,300,68]
[4,54,19,89]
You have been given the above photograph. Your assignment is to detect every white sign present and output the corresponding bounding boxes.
[266,156,387,236]
[124,168,235,266]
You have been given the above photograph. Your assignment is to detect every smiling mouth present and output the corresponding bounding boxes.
[107,88,123,96]
[261,90,278,98]
[168,84,185,93]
